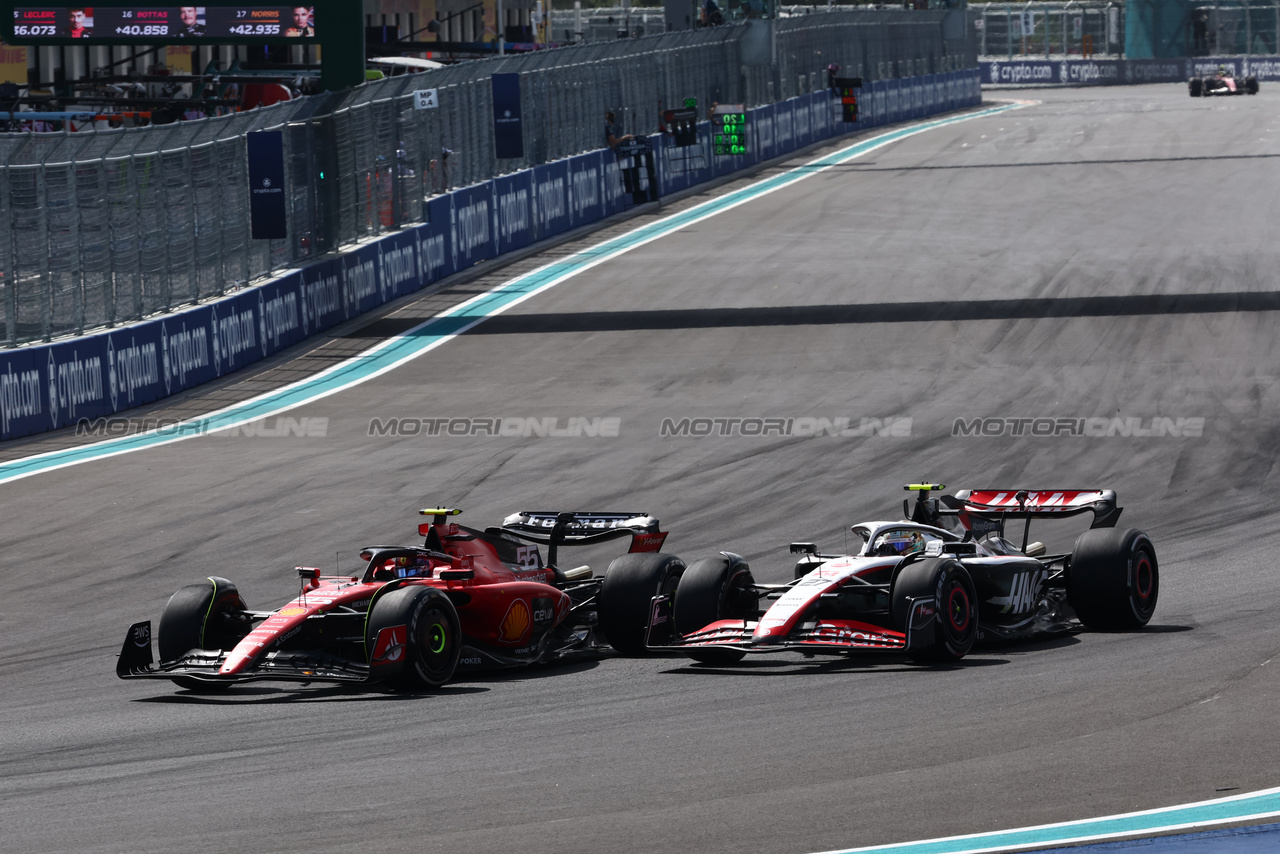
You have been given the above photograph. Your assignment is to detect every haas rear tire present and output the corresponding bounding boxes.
[673,555,757,664]
[367,585,461,690]
[890,558,978,662]
[1068,527,1158,630]
[598,553,686,655]
[157,576,250,691]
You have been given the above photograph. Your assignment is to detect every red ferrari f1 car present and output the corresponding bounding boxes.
[646,484,1158,664]
[117,508,685,691]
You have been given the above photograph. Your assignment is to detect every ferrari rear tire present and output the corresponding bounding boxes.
[157,576,250,691]
[890,558,978,662]
[1189,77,1202,97]
[368,585,461,690]
[1068,527,1158,630]
[673,555,757,664]
[598,553,686,655]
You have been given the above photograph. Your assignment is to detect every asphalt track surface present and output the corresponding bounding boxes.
[4,85,1280,854]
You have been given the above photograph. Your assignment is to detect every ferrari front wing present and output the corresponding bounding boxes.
[116,620,371,686]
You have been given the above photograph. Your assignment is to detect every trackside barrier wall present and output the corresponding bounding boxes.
[1,10,970,349]
[981,55,1280,85]
[0,70,980,443]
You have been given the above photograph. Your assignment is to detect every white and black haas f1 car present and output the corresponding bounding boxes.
[117,509,685,692]
[646,484,1158,664]
[1189,70,1259,96]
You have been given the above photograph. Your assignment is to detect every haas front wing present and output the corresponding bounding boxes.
[643,594,940,655]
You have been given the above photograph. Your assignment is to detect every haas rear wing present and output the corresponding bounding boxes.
[498,511,668,566]
[905,484,1121,535]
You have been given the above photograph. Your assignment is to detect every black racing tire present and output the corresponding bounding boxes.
[1189,77,1202,97]
[157,576,250,691]
[673,555,757,664]
[1068,527,1158,630]
[890,558,978,662]
[367,585,461,690]
[1246,76,1259,95]
[598,553,686,655]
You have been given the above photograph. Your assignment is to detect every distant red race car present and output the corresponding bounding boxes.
[646,484,1158,664]
[117,508,685,691]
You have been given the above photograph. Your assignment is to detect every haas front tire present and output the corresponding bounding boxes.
[367,585,461,690]
[1189,77,1203,97]
[598,553,686,654]
[891,558,978,662]
[1068,527,1158,630]
[673,554,757,664]
[157,576,251,691]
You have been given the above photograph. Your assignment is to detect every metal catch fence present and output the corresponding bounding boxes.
[976,2,1126,58]
[2,8,967,348]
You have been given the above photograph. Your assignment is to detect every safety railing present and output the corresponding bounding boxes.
[976,1,1125,58]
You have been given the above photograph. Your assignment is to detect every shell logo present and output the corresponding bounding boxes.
[278,607,308,617]
[499,600,531,643]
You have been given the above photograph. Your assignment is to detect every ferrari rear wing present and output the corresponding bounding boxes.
[497,511,668,566]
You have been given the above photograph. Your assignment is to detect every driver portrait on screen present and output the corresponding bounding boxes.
[68,7,92,37]
[285,6,314,36]
[177,6,206,37]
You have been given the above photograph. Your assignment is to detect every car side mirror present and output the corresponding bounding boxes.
[789,542,818,555]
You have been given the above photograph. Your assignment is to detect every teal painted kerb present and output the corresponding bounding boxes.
[812,787,1280,854]
[0,102,1022,486]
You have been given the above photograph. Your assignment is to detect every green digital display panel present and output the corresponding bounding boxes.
[712,104,746,156]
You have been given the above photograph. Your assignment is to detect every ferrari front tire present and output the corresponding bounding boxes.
[368,586,461,690]
[1068,527,1158,630]
[157,576,250,691]
[598,553,686,654]
[673,555,756,664]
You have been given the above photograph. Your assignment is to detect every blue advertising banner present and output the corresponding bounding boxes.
[254,272,306,359]
[415,213,453,288]
[376,230,421,303]
[601,154,628,217]
[247,130,288,240]
[491,73,524,160]
[299,256,348,335]
[158,307,218,398]
[567,152,604,229]
[493,171,535,255]
[210,290,264,376]
[450,183,496,270]
[341,244,382,320]
[532,160,571,241]
[793,96,814,149]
